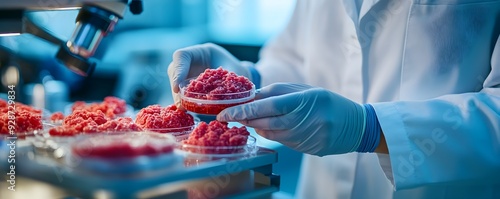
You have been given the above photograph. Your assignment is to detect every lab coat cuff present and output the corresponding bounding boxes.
[376,153,395,187]
[371,102,415,190]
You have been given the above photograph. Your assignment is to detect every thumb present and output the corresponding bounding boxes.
[256,83,314,100]
[168,44,214,93]
[168,50,192,93]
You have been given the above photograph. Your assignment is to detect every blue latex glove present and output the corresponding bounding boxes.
[167,43,256,107]
[217,83,381,156]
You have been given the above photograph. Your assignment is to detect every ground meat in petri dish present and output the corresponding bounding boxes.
[98,117,141,132]
[72,133,175,158]
[135,105,194,133]
[185,67,253,100]
[49,109,141,136]
[0,99,43,135]
[71,96,127,118]
[15,103,43,115]
[50,112,64,122]
[183,121,250,154]
[180,99,253,115]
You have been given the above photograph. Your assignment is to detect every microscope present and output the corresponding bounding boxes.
[0,0,144,76]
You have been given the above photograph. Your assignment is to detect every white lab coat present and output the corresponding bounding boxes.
[255,0,500,198]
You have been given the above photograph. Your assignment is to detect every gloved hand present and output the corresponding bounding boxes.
[167,43,251,107]
[217,83,381,156]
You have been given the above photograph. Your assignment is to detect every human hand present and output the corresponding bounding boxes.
[217,83,380,156]
[167,43,250,107]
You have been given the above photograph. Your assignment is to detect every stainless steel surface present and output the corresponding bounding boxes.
[1,142,279,199]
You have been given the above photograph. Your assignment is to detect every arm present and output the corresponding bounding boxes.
[371,36,500,190]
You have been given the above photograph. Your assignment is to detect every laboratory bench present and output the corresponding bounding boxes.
[0,126,301,199]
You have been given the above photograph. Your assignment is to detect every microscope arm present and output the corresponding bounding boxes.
[0,0,143,76]
[23,13,64,46]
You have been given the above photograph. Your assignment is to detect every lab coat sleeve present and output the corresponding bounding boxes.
[371,37,500,190]
[255,1,307,86]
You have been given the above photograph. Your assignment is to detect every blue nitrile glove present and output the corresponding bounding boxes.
[217,83,381,156]
[167,43,261,107]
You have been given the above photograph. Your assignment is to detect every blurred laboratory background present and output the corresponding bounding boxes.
[0,0,301,196]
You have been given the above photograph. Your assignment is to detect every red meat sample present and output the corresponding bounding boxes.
[181,68,255,114]
[0,99,43,135]
[71,96,127,118]
[183,121,250,154]
[180,100,253,115]
[49,110,140,136]
[185,67,253,100]
[17,104,42,114]
[98,117,141,132]
[72,133,175,158]
[135,105,194,133]
[0,99,6,108]
[50,112,64,122]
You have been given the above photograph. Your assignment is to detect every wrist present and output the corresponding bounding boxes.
[356,104,382,153]
[374,130,388,154]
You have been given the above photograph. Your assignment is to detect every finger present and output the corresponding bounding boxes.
[256,83,314,100]
[172,92,185,110]
[168,50,192,93]
[254,128,308,154]
[168,44,214,93]
[237,115,295,131]
[217,92,303,121]
[254,128,279,141]
[254,128,290,142]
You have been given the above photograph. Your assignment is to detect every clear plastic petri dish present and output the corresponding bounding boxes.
[46,122,138,135]
[67,132,181,174]
[141,116,200,142]
[39,118,141,150]
[178,135,257,157]
[43,111,64,125]
[41,108,52,121]
[1,108,51,140]
[32,129,140,160]
[64,102,135,118]
[179,78,256,115]
[1,122,55,141]
[144,126,194,142]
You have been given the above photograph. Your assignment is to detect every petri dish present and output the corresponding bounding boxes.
[64,102,135,118]
[0,122,54,140]
[39,117,141,153]
[45,119,140,137]
[144,126,194,142]
[44,111,64,125]
[179,78,256,115]
[68,132,180,174]
[141,116,200,142]
[178,135,257,157]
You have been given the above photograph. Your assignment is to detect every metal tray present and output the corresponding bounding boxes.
[4,141,280,199]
